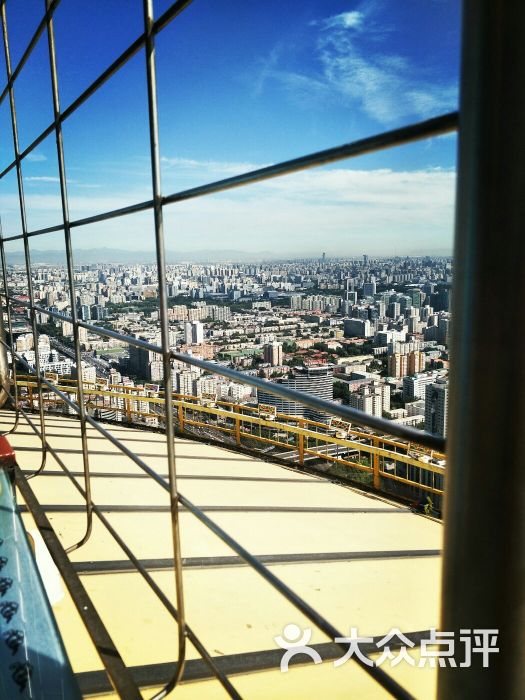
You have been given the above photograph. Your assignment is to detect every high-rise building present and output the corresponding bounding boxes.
[388,351,425,379]
[363,281,376,298]
[402,372,439,402]
[80,304,91,321]
[183,321,192,345]
[348,382,390,417]
[438,317,450,346]
[176,369,200,396]
[407,351,426,375]
[344,318,372,338]
[71,361,96,383]
[257,366,333,421]
[191,321,204,344]
[387,353,407,379]
[425,379,449,437]
[263,342,283,367]
[387,302,400,319]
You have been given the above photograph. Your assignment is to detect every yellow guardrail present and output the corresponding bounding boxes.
[13,377,445,498]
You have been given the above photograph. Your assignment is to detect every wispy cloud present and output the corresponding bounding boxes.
[24,176,60,183]
[317,6,457,124]
[24,176,102,189]
[25,153,47,163]
[159,157,455,255]
[5,156,455,255]
[161,156,269,182]
[255,1,457,125]
[320,11,364,30]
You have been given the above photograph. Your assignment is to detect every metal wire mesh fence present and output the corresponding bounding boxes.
[0,1,455,697]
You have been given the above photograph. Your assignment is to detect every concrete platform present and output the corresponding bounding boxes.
[0,409,443,699]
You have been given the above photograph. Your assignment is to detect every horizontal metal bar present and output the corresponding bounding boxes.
[3,198,155,242]
[0,0,195,182]
[1,301,444,451]
[4,112,459,242]
[6,294,71,323]
[77,320,163,353]
[18,503,406,514]
[164,112,458,206]
[171,350,446,451]
[76,630,430,695]
[20,469,316,483]
[74,549,441,574]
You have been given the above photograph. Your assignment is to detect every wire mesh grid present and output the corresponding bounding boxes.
[0,1,456,697]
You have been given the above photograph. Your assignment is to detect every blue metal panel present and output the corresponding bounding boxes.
[0,469,81,699]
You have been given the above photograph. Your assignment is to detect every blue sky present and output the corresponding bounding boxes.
[0,0,460,259]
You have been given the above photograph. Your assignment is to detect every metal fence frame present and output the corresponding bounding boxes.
[0,1,455,698]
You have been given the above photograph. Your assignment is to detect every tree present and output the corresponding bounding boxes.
[282,340,297,353]
[333,381,350,404]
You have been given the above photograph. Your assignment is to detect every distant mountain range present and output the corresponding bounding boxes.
[6,248,277,264]
[6,247,453,265]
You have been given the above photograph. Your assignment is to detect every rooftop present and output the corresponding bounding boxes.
[3,407,442,698]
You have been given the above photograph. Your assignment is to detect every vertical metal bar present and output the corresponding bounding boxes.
[0,3,47,472]
[0,234,21,430]
[372,437,380,490]
[439,2,525,699]
[142,0,186,696]
[298,422,304,465]
[178,401,184,432]
[44,0,93,551]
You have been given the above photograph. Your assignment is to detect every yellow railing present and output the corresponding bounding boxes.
[14,376,445,500]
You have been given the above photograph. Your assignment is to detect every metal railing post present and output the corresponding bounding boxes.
[234,405,241,446]
[439,2,525,698]
[372,437,381,490]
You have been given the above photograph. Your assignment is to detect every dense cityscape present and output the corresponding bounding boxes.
[5,254,451,439]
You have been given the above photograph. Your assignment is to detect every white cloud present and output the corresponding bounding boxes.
[3,158,455,255]
[323,11,364,30]
[316,6,457,125]
[161,159,456,255]
[257,2,457,125]
[24,176,60,183]
[25,153,47,162]
[161,156,264,176]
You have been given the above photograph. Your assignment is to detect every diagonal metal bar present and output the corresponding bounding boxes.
[43,0,93,552]
[0,111,458,242]
[0,0,195,183]
[0,294,446,451]
[0,0,62,108]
